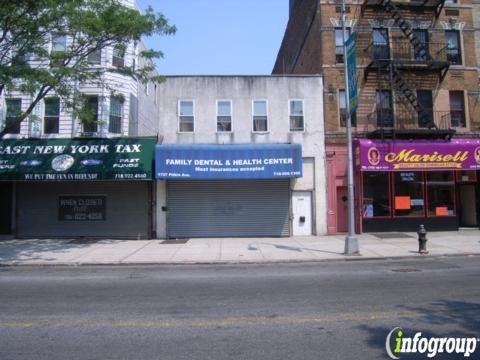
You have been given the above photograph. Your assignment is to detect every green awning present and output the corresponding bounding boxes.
[0,138,156,181]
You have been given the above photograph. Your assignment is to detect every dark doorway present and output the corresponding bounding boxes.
[458,184,477,227]
[0,182,12,234]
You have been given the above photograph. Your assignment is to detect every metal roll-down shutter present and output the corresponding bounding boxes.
[167,180,290,238]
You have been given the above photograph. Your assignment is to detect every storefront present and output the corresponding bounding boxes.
[0,138,156,239]
[155,144,303,238]
[355,139,480,232]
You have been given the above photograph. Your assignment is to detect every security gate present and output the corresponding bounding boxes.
[167,180,290,238]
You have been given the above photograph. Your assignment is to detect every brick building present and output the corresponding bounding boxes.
[275,0,480,233]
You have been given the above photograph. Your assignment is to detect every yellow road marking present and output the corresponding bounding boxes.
[0,311,417,329]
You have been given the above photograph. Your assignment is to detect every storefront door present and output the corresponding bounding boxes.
[336,187,348,233]
[0,182,12,234]
[292,191,312,236]
[459,184,477,227]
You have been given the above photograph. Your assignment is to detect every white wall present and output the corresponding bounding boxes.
[156,75,327,237]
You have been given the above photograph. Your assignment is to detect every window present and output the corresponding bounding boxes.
[109,98,123,134]
[87,49,101,64]
[179,100,194,132]
[413,30,429,61]
[51,34,66,66]
[373,28,389,60]
[417,90,433,127]
[154,84,158,105]
[363,172,391,218]
[445,30,461,65]
[217,100,232,132]
[82,96,98,133]
[339,90,357,127]
[376,90,393,127]
[426,171,455,217]
[253,100,268,132]
[112,45,125,67]
[289,100,304,131]
[393,172,424,217]
[335,27,350,63]
[51,34,66,53]
[449,91,465,127]
[44,97,60,134]
[5,99,21,134]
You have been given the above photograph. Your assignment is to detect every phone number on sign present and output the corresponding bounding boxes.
[114,173,148,179]
[273,171,301,176]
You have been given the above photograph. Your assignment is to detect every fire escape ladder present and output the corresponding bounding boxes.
[391,66,438,129]
[380,0,432,63]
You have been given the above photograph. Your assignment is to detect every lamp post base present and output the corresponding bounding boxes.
[344,235,359,255]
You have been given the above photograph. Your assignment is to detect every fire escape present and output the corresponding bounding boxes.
[362,0,455,140]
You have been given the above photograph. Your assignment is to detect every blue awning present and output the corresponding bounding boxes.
[155,144,303,180]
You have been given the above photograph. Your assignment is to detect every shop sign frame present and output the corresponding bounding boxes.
[155,144,303,180]
[355,139,480,172]
[0,138,156,181]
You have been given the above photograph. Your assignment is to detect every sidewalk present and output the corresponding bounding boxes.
[0,230,479,266]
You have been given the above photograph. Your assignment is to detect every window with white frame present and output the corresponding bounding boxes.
[51,33,66,66]
[82,96,99,133]
[51,34,67,53]
[5,99,22,134]
[112,44,125,67]
[217,100,232,132]
[253,100,268,132]
[179,100,194,132]
[109,97,123,134]
[44,97,60,134]
[87,48,101,64]
[335,27,351,63]
[289,100,304,131]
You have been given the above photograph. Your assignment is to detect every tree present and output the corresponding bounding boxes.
[0,0,176,138]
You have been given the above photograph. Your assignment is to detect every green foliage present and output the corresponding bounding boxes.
[0,0,176,137]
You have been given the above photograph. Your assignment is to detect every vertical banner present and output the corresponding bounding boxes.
[346,33,358,112]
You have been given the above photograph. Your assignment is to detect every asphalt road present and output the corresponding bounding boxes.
[0,256,479,360]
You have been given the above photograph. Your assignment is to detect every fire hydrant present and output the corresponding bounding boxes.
[417,224,428,254]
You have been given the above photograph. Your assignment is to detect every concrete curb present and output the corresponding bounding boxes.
[1,252,479,268]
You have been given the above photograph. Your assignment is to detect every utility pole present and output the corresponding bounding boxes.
[341,0,359,255]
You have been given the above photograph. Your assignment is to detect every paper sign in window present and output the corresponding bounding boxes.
[395,196,411,210]
[435,207,449,216]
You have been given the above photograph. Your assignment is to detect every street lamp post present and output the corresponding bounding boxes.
[341,0,359,255]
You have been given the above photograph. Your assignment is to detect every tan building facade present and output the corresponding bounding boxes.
[275,0,480,233]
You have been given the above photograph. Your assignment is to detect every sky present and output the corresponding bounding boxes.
[138,0,289,75]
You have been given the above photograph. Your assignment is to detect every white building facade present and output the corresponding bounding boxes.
[155,75,326,238]
[0,0,160,239]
